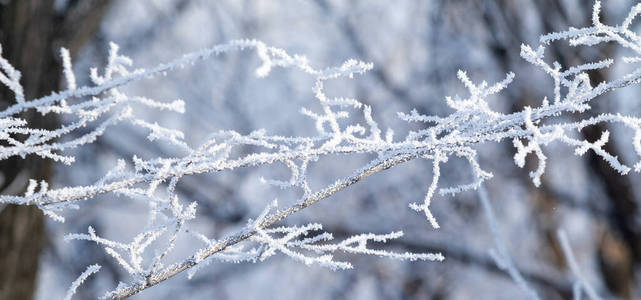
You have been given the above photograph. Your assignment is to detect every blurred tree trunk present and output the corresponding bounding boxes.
[0,1,110,299]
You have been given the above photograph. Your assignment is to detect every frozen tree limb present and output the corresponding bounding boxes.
[101,151,431,299]
[0,1,640,298]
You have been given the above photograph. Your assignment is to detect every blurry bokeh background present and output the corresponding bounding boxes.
[2,0,641,299]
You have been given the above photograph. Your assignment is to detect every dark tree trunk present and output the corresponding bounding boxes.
[0,1,110,299]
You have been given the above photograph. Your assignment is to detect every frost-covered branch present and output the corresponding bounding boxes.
[100,150,429,299]
[1,1,640,298]
[64,264,101,300]
[250,222,442,271]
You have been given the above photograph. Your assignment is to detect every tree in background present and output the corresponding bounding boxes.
[0,1,110,299]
